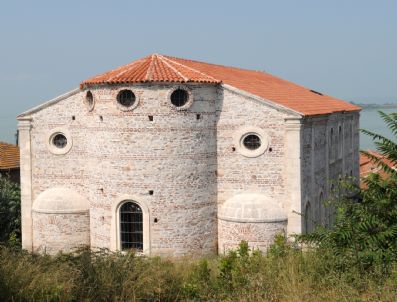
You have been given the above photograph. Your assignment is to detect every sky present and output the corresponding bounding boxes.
[0,0,396,144]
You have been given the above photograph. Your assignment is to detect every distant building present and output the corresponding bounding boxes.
[0,141,20,184]
[18,54,361,256]
[360,150,396,187]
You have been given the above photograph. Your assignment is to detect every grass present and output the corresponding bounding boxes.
[0,239,396,302]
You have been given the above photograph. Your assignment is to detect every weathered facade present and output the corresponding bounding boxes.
[18,54,360,256]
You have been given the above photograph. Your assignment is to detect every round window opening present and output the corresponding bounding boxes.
[52,134,68,149]
[117,90,136,107]
[243,134,261,150]
[85,91,94,108]
[85,91,94,107]
[170,89,189,107]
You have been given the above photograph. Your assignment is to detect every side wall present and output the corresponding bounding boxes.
[216,87,299,252]
[301,111,360,232]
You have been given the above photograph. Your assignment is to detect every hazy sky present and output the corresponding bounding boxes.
[0,0,396,143]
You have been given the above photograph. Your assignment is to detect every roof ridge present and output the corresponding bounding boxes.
[157,54,189,82]
[161,54,264,74]
[160,55,220,82]
[106,56,148,82]
[78,53,361,116]
[145,54,156,81]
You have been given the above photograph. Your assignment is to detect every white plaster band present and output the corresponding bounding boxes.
[217,215,288,223]
[32,209,89,214]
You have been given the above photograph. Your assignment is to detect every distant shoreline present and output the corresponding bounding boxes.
[353,103,397,110]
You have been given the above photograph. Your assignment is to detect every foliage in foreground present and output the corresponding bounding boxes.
[0,176,21,243]
[0,239,397,302]
[298,111,397,273]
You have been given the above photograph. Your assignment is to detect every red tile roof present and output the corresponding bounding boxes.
[0,142,20,170]
[81,54,361,116]
[360,150,396,187]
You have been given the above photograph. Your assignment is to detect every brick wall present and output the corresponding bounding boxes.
[29,83,219,256]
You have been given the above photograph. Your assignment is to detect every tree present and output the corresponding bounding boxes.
[0,176,21,243]
[360,111,397,178]
[298,111,397,273]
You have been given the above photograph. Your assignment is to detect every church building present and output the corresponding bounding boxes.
[17,54,360,256]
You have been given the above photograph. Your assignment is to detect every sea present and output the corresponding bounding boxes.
[360,108,397,151]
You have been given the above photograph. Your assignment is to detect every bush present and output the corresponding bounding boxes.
[0,239,396,301]
[297,111,397,274]
[0,176,21,243]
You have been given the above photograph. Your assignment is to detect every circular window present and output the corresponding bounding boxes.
[242,134,261,150]
[169,88,193,110]
[85,91,94,111]
[233,126,270,158]
[117,90,136,108]
[52,134,67,149]
[46,128,73,155]
[170,89,189,107]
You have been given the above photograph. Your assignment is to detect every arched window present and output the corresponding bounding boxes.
[120,201,143,251]
[338,125,343,158]
[304,201,313,234]
[319,192,324,226]
[329,128,334,161]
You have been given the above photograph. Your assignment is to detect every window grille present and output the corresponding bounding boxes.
[117,90,136,107]
[171,89,189,107]
[120,201,143,251]
[52,134,67,149]
[243,134,261,150]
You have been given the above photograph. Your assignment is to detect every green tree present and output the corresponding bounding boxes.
[360,111,397,177]
[0,176,21,243]
[298,111,397,273]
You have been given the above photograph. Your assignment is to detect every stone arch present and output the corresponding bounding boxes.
[110,195,151,255]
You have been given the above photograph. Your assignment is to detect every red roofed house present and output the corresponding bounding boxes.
[360,150,396,186]
[0,141,20,184]
[17,54,361,255]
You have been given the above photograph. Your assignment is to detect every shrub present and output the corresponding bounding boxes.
[0,176,21,243]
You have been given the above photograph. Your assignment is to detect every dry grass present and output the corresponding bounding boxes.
[0,243,396,302]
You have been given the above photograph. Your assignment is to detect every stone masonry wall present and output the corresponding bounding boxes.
[301,112,360,232]
[218,219,287,253]
[29,83,219,257]
[32,212,90,254]
[216,88,294,213]
[25,80,359,255]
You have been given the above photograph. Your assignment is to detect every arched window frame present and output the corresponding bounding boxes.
[338,124,343,159]
[110,195,151,255]
[350,122,354,152]
[119,201,143,251]
[329,127,334,162]
[319,191,325,226]
[304,201,313,234]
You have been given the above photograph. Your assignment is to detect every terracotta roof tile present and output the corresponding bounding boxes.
[81,54,361,116]
[360,150,396,187]
[0,142,20,170]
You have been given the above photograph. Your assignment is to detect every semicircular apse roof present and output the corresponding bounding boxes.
[32,188,89,214]
[218,193,287,223]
